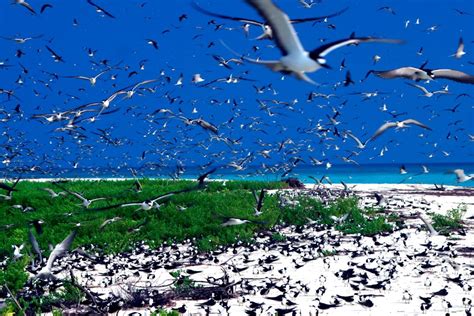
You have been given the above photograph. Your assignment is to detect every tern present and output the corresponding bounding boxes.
[42,187,66,198]
[34,230,77,280]
[54,184,106,208]
[64,68,111,86]
[406,83,448,98]
[451,37,466,59]
[221,217,265,227]
[345,131,368,149]
[229,0,402,83]
[368,119,432,142]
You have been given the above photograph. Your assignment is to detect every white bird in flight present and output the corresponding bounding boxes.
[229,0,402,83]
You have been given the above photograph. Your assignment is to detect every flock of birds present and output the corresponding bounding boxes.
[0,0,472,180]
[0,0,473,314]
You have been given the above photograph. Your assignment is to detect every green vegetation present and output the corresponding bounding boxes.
[430,204,466,234]
[170,270,198,293]
[279,195,394,235]
[0,179,396,314]
[150,309,180,316]
[271,232,287,242]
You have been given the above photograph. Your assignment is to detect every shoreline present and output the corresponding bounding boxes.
[8,177,474,187]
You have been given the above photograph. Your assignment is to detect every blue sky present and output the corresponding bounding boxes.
[0,0,473,174]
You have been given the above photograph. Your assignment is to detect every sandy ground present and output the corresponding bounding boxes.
[4,183,474,315]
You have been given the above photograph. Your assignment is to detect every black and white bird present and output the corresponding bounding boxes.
[228,0,402,83]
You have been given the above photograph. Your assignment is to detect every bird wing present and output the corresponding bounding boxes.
[403,119,432,130]
[132,79,159,91]
[45,230,77,271]
[70,191,87,202]
[53,183,86,201]
[0,183,17,192]
[86,0,115,18]
[310,36,402,59]
[42,187,55,195]
[431,69,474,84]
[120,202,142,207]
[369,122,397,141]
[192,1,264,25]
[193,1,347,26]
[256,189,265,212]
[451,169,466,179]
[40,4,53,13]
[375,67,423,79]
[346,132,364,147]
[406,82,429,94]
[290,7,348,23]
[457,37,464,54]
[245,0,305,56]
[28,229,42,261]
[20,1,37,14]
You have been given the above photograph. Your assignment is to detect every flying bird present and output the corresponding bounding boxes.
[34,230,77,280]
[63,68,111,86]
[45,45,64,63]
[447,169,473,183]
[406,83,449,97]
[368,67,474,84]
[451,37,466,59]
[40,3,53,13]
[368,119,432,142]
[14,0,36,14]
[86,0,115,18]
[53,184,106,208]
[228,0,401,83]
